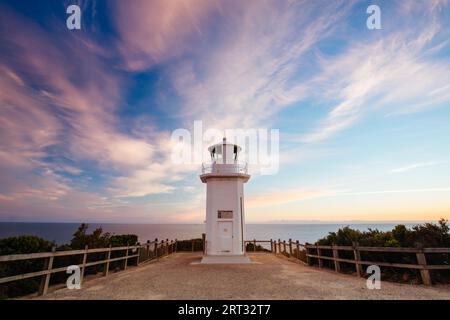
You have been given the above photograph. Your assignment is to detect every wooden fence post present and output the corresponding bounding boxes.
[332,243,341,273]
[103,245,112,276]
[136,245,141,265]
[146,240,150,261]
[270,239,273,253]
[175,239,178,253]
[154,238,158,260]
[416,244,432,285]
[166,238,169,255]
[80,245,88,285]
[352,241,362,277]
[316,244,323,268]
[191,239,195,252]
[283,240,287,254]
[305,245,310,265]
[253,239,256,252]
[202,234,206,254]
[6,241,450,293]
[124,244,129,270]
[38,246,56,296]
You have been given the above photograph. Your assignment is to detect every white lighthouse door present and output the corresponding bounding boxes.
[218,221,233,253]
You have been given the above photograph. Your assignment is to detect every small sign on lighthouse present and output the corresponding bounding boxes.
[199,138,252,264]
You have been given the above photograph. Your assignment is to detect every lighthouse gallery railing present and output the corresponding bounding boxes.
[201,162,248,174]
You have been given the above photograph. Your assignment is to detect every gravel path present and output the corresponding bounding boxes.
[33,253,450,300]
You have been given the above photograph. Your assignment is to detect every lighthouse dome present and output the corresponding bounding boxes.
[207,138,241,163]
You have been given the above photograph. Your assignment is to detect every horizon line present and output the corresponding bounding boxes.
[0,219,440,225]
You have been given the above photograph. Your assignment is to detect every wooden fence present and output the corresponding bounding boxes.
[246,239,450,286]
[2,237,449,297]
[0,238,177,296]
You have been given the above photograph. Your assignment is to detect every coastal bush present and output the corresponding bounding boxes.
[314,219,450,283]
[70,223,110,249]
[69,224,140,274]
[69,224,138,249]
[0,235,54,255]
[316,219,450,248]
[110,234,138,247]
[176,238,204,251]
[0,235,54,299]
[0,224,140,298]
[245,243,270,252]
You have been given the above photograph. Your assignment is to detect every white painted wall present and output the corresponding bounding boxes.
[205,177,246,255]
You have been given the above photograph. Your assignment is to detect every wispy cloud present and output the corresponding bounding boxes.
[337,188,450,196]
[389,162,440,174]
[112,0,220,71]
[0,6,179,206]
[1,1,449,222]
[300,1,450,143]
[247,187,336,208]
[168,0,354,129]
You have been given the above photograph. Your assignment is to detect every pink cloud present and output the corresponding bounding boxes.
[0,7,186,218]
[167,1,354,129]
[113,0,220,71]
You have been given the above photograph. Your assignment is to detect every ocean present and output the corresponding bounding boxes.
[0,222,418,245]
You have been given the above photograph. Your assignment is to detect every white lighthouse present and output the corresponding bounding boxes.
[200,138,251,263]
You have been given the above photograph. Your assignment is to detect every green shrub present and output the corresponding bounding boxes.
[0,224,140,298]
[316,219,449,248]
[70,223,110,249]
[245,243,270,252]
[0,235,54,299]
[313,219,450,283]
[176,238,203,251]
[110,234,138,247]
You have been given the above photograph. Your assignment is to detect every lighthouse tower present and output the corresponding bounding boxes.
[200,138,251,263]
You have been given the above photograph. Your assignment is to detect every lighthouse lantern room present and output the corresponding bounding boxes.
[200,138,251,263]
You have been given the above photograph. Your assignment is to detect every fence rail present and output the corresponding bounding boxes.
[0,238,178,296]
[2,237,450,297]
[0,237,210,297]
[245,238,450,286]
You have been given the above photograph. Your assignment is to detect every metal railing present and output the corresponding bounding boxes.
[201,162,248,174]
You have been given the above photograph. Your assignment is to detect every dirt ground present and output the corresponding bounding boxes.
[31,252,450,300]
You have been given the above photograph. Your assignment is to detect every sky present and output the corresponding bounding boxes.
[0,0,449,223]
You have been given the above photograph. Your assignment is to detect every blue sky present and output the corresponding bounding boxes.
[0,0,449,223]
